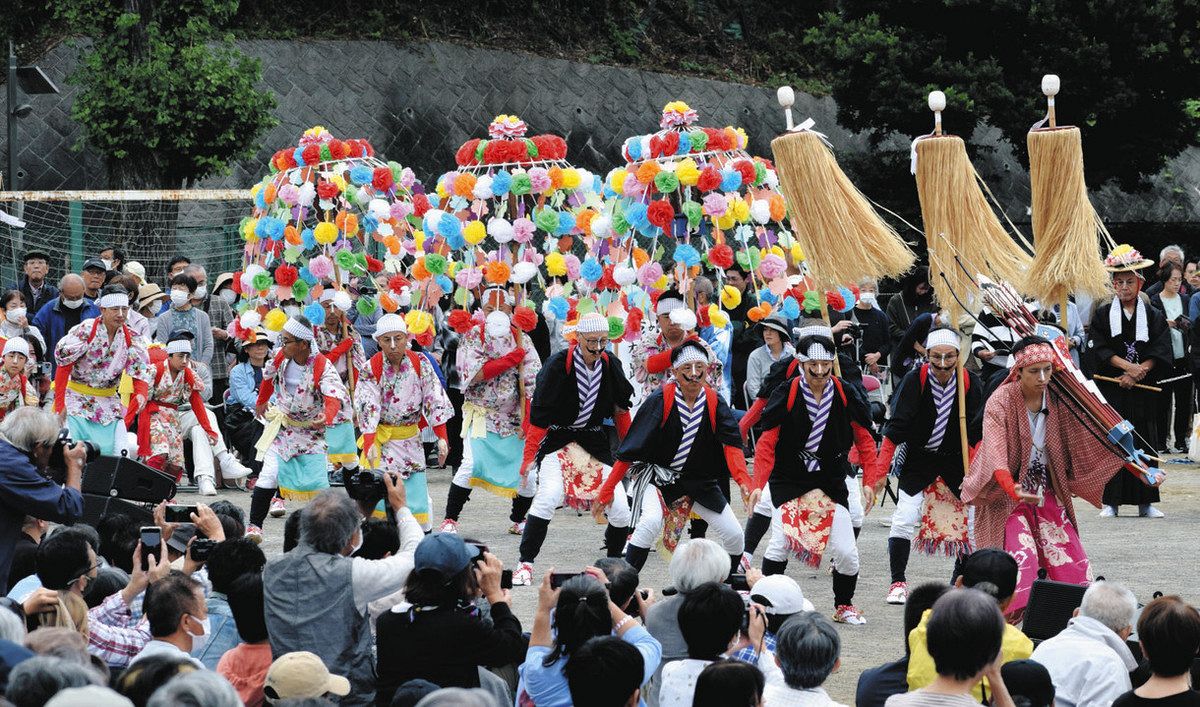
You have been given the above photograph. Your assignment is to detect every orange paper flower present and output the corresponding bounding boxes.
[452,172,477,198]
[484,261,512,285]
[635,161,662,184]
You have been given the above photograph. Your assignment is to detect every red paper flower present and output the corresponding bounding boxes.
[697,305,711,328]
[366,255,383,273]
[530,135,566,161]
[329,140,347,160]
[448,309,473,333]
[412,193,431,217]
[826,291,846,311]
[274,265,299,287]
[503,140,529,163]
[231,271,243,295]
[626,307,643,335]
[387,274,410,293]
[596,264,618,291]
[317,181,339,200]
[372,167,394,192]
[456,139,480,166]
[660,131,680,157]
[513,306,538,333]
[415,330,434,349]
[647,199,675,230]
[301,144,320,166]
[271,150,288,171]
[697,168,722,192]
[482,141,505,164]
[733,160,756,186]
[708,243,734,269]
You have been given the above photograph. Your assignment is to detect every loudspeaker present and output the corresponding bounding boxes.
[80,494,155,527]
[1022,570,1088,642]
[81,454,177,504]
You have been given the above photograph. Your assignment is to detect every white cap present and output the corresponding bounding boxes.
[1,338,29,359]
[165,339,193,355]
[124,262,146,285]
[925,328,960,351]
[576,313,608,335]
[373,313,407,339]
[749,575,814,615]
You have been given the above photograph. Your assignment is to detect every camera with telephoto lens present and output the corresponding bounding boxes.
[344,468,398,507]
[45,429,100,482]
[843,322,864,339]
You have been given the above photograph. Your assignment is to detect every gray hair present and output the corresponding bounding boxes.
[1160,245,1185,263]
[692,276,714,297]
[0,607,23,643]
[415,687,503,707]
[146,670,241,707]
[300,490,361,555]
[669,539,729,592]
[5,656,101,706]
[1079,581,1138,634]
[183,264,208,281]
[0,407,61,452]
[58,273,83,290]
[858,276,878,290]
[775,612,840,690]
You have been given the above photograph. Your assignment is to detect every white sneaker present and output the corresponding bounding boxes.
[1140,506,1165,518]
[197,477,217,496]
[512,561,534,587]
[833,604,867,625]
[270,497,287,518]
[886,582,908,605]
[1099,506,1117,518]
[218,452,252,480]
[245,525,263,544]
[438,518,460,534]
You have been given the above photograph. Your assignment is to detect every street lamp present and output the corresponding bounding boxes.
[6,40,60,191]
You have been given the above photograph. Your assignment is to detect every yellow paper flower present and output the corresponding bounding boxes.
[413,229,425,252]
[331,174,347,193]
[653,274,668,290]
[708,304,729,329]
[546,252,567,277]
[561,168,582,190]
[716,212,736,231]
[730,198,751,223]
[405,310,433,335]
[314,222,339,245]
[463,220,487,246]
[242,218,259,242]
[676,158,701,187]
[608,169,628,196]
[263,309,287,332]
[721,285,742,309]
[791,243,806,262]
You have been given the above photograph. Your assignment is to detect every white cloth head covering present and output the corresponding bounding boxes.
[799,336,836,362]
[576,313,608,335]
[925,328,961,351]
[793,323,833,341]
[98,292,130,308]
[282,318,315,341]
[1,337,29,359]
[672,343,711,368]
[482,286,514,307]
[656,295,685,316]
[165,339,193,355]
[124,262,146,285]
[374,313,407,339]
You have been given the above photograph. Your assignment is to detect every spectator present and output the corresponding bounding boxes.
[0,408,86,594]
[1030,580,1138,707]
[660,582,750,705]
[136,285,167,324]
[193,538,265,668]
[212,273,236,305]
[1150,264,1192,452]
[23,627,94,673]
[5,655,101,707]
[224,325,271,479]
[593,558,643,618]
[724,266,757,406]
[644,539,730,670]
[694,660,764,707]
[282,509,303,553]
[886,268,938,350]
[764,612,846,706]
[886,589,1016,707]
[217,573,271,707]
[145,669,240,707]
[353,518,400,561]
[32,274,98,376]
[745,315,794,401]
[907,549,1032,701]
[0,638,31,693]
[1145,245,1188,298]
[7,517,45,591]
[80,258,107,301]
[565,636,646,707]
[264,482,421,707]
[125,261,146,286]
[98,247,126,275]
[0,291,45,354]
[263,651,351,703]
[1187,259,1200,292]
[390,679,440,706]
[129,572,207,669]
[1113,596,1200,706]
[851,276,892,375]
[857,582,951,707]
[519,570,660,706]
[45,685,134,706]
[375,534,526,703]
[155,274,213,366]
[113,654,196,707]
[184,264,234,405]
[167,256,191,279]
[1001,660,1055,707]
[730,573,813,664]
[9,252,57,321]
[0,605,23,643]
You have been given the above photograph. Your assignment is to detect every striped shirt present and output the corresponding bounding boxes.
[572,358,601,427]
[925,374,955,450]
[802,383,834,472]
[670,390,704,471]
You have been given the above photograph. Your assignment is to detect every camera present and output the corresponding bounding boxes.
[344,468,395,506]
[843,322,864,339]
[45,429,100,481]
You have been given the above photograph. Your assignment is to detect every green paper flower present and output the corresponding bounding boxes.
[689,130,708,152]
[291,280,310,301]
[474,140,488,162]
[252,272,273,292]
[535,208,560,233]
[356,296,377,316]
[319,144,332,162]
[335,249,357,269]
[607,316,625,340]
[682,201,702,228]
[511,173,533,196]
[654,171,679,194]
[576,298,595,315]
[424,253,447,275]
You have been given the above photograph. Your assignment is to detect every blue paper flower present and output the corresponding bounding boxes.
[349,165,373,186]
[491,170,512,196]
[581,258,603,282]
[720,169,742,192]
[758,288,778,305]
[292,147,306,167]
[362,214,380,235]
[780,296,800,319]
[548,296,569,320]
[625,138,643,160]
[676,132,692,155]
[557,211,576,235]
[673,243,701,267]
[299,266,318,286]
[304,302,326,326]
[836,287,856,313]
[436,274,452,293]
[254,188,268,210]
[438,212,462,239]
[301,228,316,250]
[625,202,649,233]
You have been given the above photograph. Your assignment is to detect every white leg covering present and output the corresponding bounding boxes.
[604,474,631,527]
[764,507,789,563]
[846,475,864,529]
[257,452,280,489]
[753,485,774,516]
[452,439,474,488]
[189,424,216,481]
[826,505,860,575]
[888,489,924,541]
[694,501,744,555]
[528,453,566,521]
[628,485,665,549]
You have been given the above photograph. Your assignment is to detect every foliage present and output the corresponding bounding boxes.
[55,0,276,187]
[803,0,1200,190]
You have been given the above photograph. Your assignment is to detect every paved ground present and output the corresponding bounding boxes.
[201,457,1200,703]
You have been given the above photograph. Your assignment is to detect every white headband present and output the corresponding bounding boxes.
[166,340,193,355]
[319,289,352,312]
[804,340,836,362]
[98,293,130,308]
[925,328,961,351]
[482,287,514,307]
[2,338,29,359]
[282,318,315,341]
[656,297,684,316]
[673,345,710,368]
[374,313,407,339]
[576,313,608,335]
[793,324,832,340]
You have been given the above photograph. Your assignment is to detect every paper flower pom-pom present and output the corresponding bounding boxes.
[613,265,637,286]
[673,243,701,267]
[708,244,734,270]
[720,285,742,309]
[545,296,569,322]
[802,290,821,313]
[836,286,856,312]
[448,309,473,333]
[736,248,762,271]
[291,280,310,301]
[759,254,786,280]
[251,272,274,292]
[334,249,356,270]
[702,193,728,217]
[304,302,326,326]
[511,261,538,285]
[349,165,373,186]
[483,261,511,285]
[512,217,535,244]
[669,308,698,331]
[545,252,567,278]
[424,253,448,276]
[405,309,433,335]
[653,170,679,194]
[455,267,482,290]
[274,265,299,287]
[487,217,514,244]
[534,208,559,234]
[750,199,772,225]
[356,296,377,316]
[263,309,287,332]
[580,258,603,282]
[308,255,334,281]
[463,220,487,246]
[564,254,582,280]
[647,200,675,230]
[826,290,848,313]
[513,306,538,333]
[708,305,730,329]
[637,262,664,289]
[697,168,721,192]
[314,221,339,245]
[608,316,625,340]
[239,310,263,330]
[780,296,801,319]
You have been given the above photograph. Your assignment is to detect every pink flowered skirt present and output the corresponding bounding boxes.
[1003,493,1091,617]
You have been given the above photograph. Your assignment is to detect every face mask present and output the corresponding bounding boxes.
[61,298,83,310]
[6,308,26,324]
[186,615,211,652]
[194,285,207,299]
[859,292,876,306]
[170,290,190,308]
[350,529,363,556]
[219,290,237,305]
[101,259,113,271]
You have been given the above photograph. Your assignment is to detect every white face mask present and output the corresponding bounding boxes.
[6,308,26,324]
[186,614,211,652]
[194,285,207,299]
[170,290,190,308]
[61,298,83,310]
[860,292,877,306]
[100,259,113,271]
[219,290,237,305]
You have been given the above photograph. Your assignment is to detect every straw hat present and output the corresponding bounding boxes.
[1103,244,1154,273]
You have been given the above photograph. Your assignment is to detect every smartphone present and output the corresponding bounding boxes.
[550,572,581,590]
[189,538,218,562]
[727,573,751,592]
[164,505,198,523]
[140,526,162,571]
[500,569,513,590]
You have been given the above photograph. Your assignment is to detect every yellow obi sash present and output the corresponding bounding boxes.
[359,423,419,468]
[68,380,119,397]
[462,402,490,440]
[254,406,321,461]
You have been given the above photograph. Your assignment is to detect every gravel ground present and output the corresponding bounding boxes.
[200,456,1200,703]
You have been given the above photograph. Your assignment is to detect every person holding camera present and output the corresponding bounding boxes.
[0,407,86,594]
[354,314,453,531]
[53,284,154,456]
[0,339,39,421]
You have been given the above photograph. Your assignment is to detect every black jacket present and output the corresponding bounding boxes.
[883,365,983,495]
[9,278,58,320]
[531,346,634,465]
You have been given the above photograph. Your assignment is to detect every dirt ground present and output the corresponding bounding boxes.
[212,457,1200,703]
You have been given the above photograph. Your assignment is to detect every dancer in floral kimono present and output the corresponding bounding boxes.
[754,333,880,626]
[355,313,454,530]
[246,315,348,540]
[314,287,368,478]
[54,284,154,456]
[960,336,1153,619]
[514,312,635,586]
[629,289,721,404]
[867,327,982,606]
[440,289,541,535]
[595,340,752,573]
[0,338,39,420]
[126,333,218,481]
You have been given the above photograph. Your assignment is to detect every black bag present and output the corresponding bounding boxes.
[1022,569,1088,642]
[223,405,263,461]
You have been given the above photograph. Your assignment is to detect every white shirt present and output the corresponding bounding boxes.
[763,681,848,707]
[658,658,711,706]
[350,507,422,613]
[130,639,205,669]
[1029,615,1136,707]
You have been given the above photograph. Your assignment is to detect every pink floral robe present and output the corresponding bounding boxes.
[456,326,541,438]
[145,365,206,470]
[628,328,721,401]
[314,325,368,383]
[261,353,349,460]
[55,319,153,425]
[354,353,454,474]
[0,370,37,420]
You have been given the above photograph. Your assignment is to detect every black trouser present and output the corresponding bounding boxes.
[1156,358,1192,450]
[445,388,465,470]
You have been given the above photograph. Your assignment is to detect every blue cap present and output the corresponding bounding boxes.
[414,533,480,577]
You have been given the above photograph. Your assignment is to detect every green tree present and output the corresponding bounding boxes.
[804,0,1200,191]
[57,0,276,188]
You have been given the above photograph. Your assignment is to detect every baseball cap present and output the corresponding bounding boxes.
[22,251,49,263]
[264,651,351,700]
[125,261,147,285]
[414,533,480,578]
[82,257,108,272]
[749,575,814,615]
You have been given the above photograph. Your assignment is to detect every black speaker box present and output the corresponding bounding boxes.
[79,494,155,527]
[81,454,177,504]
[1022,572,1088,642]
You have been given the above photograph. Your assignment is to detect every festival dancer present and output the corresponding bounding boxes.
[314,287,368,482]
[54,284,153,455]
[1088,246,1172,518]
[867,327,982,605]
[0,338,38,420]
[246,315,348,541]
[513,312,635,586]
[595,340,753,573]
[439,288,541,535]
[126,333,218,482]
[753,333,880,625]
[629,288,720,403]
[355,313,454,530]
[960,336,1157,619]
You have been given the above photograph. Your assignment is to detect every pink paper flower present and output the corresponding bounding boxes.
[702,193,728,217]
[513,217,536,244]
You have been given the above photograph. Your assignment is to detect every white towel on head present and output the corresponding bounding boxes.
[1109,296,1148,343]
